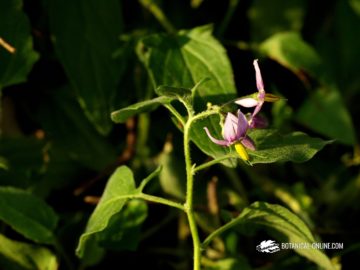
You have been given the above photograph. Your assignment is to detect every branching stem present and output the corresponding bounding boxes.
[183,119,201,270]
[182,107,221,270]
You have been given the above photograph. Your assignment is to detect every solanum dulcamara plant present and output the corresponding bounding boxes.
[78,58,331,270]
[104,59,279,268]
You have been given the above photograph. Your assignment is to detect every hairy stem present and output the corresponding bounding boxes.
[111,193,184,211]
[184,119,202,270]
[182,107,222,269]
[140,193,184,211]
[193,154,235,173]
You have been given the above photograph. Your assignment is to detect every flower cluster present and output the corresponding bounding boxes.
[204,59,278,161]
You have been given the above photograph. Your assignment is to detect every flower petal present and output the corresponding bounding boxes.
[251,99,264,118]
[223,113,238,142]
[241,136,256,150]
[204,127,229,146]
[235,98,259,107]
[236,110,249,139]
[253,59,264,91]
[250,114,268,129]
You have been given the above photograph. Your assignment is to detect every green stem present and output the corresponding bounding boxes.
[179,97,194,117]
[191,107,220,123]
[54,238,75,270]
[138,0,176,34]
[138,166,162,191]
[183,120,202,270]
[140,193,184,211]
[161,105,221,269]
[193,154,235,173]
[217,0,240,37]
[0,90,3,137]
[202,217,240,249]
[164,104,186,126]
[112,193,184,211]
[183,108,222,270]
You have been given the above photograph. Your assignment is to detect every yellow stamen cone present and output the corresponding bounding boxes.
[235,142,249,161]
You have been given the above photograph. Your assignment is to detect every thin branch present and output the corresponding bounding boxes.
[140,193,184,211]
[217,0,240,37]
[202,217,240,249]
[164,104,186,127]
[138,166,162,191]
[0,37,16,53]
[138,0,176,34]
[84,192,184,211]
[207,177,219,216]
[53,238,75,270]
[193,154,235,173]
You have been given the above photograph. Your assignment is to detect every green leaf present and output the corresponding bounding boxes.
[335,1,360,84]
[0,138,44,171]
[0,234,58,270]
[48,0,124,135]
[111,96,173,123]
[77,167,158,264]
[248,129,331,164]
[157,142,186,199]
[76,166,140,258]
[156,78,211,103]
[240,202,335,270]
[79,237,104,267]
[248,0,306,42]
[260,32,324,80]
[137,25,237,166]
[138,24,236,108]
[0,156,9,170]
[349,0,360,15]
[198,129,329,166]
[0,138,45,188]
[315,1,360,98]
[156,85,192,98]
[0,0,39,89]
[0,187,59,245]
[206,202,335,270]
[296,86,356,145]
[98,199,148,251]
[260,32,356,145]
[36,87,117,171]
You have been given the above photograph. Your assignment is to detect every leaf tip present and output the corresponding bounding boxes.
[110,110,124,123]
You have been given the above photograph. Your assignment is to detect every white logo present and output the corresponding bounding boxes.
[256,240,280,253]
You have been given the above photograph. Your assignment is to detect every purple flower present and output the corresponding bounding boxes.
[250,114,268,129]
[235,59,265,120]
[203,110,255,150]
